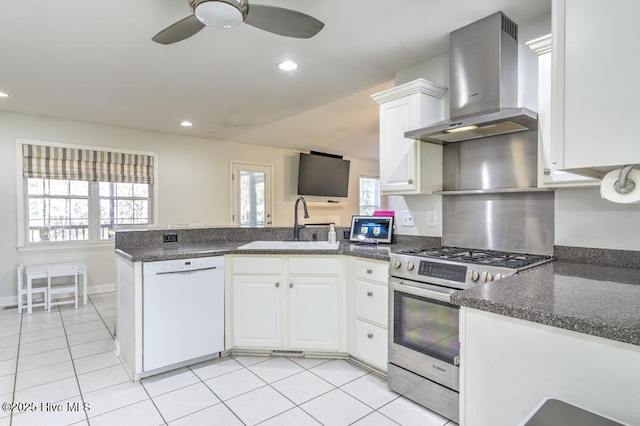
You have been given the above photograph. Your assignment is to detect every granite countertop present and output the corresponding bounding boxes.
[452,261,640,346]
[115,240,416,262]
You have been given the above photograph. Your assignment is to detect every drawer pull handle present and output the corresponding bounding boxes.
[367,291,373,297]
[367,333,373,339]
[275,282,280,288]
[366,269,373,274]
[289,283,293,288]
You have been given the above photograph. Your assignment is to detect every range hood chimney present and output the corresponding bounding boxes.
[405,12,537,144]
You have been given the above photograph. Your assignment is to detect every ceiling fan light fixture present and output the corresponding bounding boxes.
[194,0,248,28]
[0,91,9,98]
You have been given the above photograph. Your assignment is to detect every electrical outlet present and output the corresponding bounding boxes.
[163,232,178,243]
[427,210,438,227]
[401,211,415,227]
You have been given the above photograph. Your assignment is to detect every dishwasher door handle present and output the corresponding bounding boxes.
[156,266,219,275]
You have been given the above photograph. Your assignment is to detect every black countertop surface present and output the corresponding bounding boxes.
[115,241,414,263]
[451,261,640,346]
[115,242,640,347]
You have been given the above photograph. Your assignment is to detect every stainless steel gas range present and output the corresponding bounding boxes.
[387,247,554,423]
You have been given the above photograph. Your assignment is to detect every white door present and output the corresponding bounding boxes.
[231,162,273,227]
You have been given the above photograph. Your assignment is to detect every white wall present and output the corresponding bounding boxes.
[0,110,377,303]
[555,188,640,251]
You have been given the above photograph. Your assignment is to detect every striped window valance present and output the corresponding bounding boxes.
[23,144,154,184]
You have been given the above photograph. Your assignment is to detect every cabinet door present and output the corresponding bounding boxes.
[232,275,282,348]
[379,96,420,193]
[289,276,339,350]
[553,0,640,175]
[373,79,445,195]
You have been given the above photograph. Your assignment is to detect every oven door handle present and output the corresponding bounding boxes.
[389,279,455,303]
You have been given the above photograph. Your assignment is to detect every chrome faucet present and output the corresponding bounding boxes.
[293,196,310,241]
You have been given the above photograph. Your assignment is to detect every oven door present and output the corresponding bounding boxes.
[389,277,460,391]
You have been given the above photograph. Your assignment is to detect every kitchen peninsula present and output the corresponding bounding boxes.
[114,227,640,426]
[114,226,434,383]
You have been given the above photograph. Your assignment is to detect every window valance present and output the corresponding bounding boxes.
[22,144,154,184]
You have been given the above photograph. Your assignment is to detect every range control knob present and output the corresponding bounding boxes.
[467,270,480,282]
[406,261,415,271]
[391,259,401,269]
[480,271,494,283]
[494,273,506,280]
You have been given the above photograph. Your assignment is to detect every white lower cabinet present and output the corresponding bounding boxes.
[354,320,388,370]
[348,258,389,371]
[231,256,341,352]
[460,308,640,426]
[289,276,339,350]
[233,274,283,348]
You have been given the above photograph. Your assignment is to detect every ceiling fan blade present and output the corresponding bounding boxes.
[245,5,324,39]
[152,15,205,45]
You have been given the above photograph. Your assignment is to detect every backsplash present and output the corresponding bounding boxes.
[115,226,442,253]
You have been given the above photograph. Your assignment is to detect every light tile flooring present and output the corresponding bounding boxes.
[0,292,457,426]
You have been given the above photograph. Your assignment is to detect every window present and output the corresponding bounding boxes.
[20,142,155,245]
[99,182,151,239]
[359,176,381,215]
[27,179,89,242]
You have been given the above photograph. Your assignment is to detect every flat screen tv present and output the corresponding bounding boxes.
[297,152,350,197]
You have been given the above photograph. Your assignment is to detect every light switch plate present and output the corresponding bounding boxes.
[401,211,415,227]
[427,210,438,227]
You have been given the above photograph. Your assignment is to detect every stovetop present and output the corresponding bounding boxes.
[390,246,554,290]
[396,247,553,269]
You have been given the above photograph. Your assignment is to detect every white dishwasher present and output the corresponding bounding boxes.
[142,256,224,372]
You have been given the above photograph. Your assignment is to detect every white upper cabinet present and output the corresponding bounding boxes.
[528,34,598,188]
[551,0,640,178]
[371,79,446,195]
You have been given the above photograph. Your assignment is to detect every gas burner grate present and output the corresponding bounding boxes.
[396,247,553,268]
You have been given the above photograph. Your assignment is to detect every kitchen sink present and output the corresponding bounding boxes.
[237,241,340,250]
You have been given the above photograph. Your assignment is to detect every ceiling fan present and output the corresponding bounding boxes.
[152,0,325,44]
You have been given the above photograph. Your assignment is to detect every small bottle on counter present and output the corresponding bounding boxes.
[328,224,337,244]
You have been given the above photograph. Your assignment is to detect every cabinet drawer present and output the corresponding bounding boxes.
[355,259,388,284]
[233,257,283,274]
[289,257,340,276]
[355,281,388,327]
[355,320,388,370]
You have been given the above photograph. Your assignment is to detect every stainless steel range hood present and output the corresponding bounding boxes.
[405,12,537,144]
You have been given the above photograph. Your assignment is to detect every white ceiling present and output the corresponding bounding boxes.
[0,0,551,161]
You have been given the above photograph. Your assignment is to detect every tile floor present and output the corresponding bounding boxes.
[0,292,457,426]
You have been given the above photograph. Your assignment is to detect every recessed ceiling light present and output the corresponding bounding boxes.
[278,61,298,71]
[180,121,193,127]
[0,91,9,98]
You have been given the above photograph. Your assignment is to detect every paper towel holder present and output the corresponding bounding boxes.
[614,164,637,194]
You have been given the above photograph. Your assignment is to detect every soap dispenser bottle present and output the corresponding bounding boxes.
[328,224,337,244]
